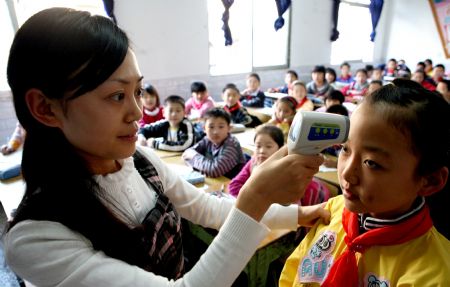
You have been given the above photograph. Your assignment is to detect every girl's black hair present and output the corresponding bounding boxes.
[366,78,450,238]
[254,125,284,148]
[222,83,240,94]
[7,8,150,268]
[144,83,161,107]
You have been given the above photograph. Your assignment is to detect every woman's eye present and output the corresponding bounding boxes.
[135,88,145,97]
[364,159,381,169]
[110,93,125,102]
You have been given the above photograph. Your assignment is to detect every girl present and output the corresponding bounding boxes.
[138,83,164,127]
[229,125,330,206]
[4,8,328,287]
[289,81,314,112]
[280,79,450,286]
[241,73,265,108]
[268,96,297,142]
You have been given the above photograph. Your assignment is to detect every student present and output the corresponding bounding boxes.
[341,69,369,102]
[280,79,450,286]
[432,64,446,85]
[137,95,196,151]
[412,69,436,91]
[424,58,433,76]
[436,79,450,103]
[268,96,297,142]
[371,65,384,82]
[267,70,298,94]
[306,65,333,99]
[365,80,383,96]
[185,81,215,120]
[138,83,164,127]
[384,58,398,77]
[222,83,261,128]
[365,64,374,80]
[325,67,338,89]
[315,90,345,113]
[4,8,330,287]
[336,62,353,84]
[182,108,246,178]
[1,122,25,155]
[229,125,330,207]
[241,73,265,108]
[289,80,314,111]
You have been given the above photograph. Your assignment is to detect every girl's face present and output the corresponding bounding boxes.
[222,88,240,107]
[193,91,208,103]
[312,72,325,84]
[325,72,335,84]
[291,85,307,102]
[285,73,296,85]
[51,50,143,174]
[141,91,157,110]
[338,103,425,219]
[275,101,295,121]
[246,76,260,91]
[254,133,279,165]
[355,72,368,85]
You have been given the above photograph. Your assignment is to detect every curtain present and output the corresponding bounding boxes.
[274,0,291,31]
[222,0,234,46]
[369,0,384,42]
[103,0,117,24]
[330,0,340,41]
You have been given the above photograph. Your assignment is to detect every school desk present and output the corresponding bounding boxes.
[152,148,183,159]
[0,150,24,220]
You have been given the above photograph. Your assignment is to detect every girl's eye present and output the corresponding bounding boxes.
[340,144,349,153]
[364,159,381,169]
[110,93,125,102]
[135,88,145,97]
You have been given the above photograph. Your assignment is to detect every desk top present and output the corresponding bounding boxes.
[0,150,25,219]
[152,148,183,159]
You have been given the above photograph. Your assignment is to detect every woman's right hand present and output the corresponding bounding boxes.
[236,146,323,221]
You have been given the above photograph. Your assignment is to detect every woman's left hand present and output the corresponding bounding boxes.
[298,202,330,227]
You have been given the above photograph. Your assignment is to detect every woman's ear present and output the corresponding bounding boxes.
[25,88,63,128]
[419,166,449,197]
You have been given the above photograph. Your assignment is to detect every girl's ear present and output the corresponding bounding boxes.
[419,166,449,197]
[25,88,63,128]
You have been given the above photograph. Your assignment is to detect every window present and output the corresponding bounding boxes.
[330,0,374,65]
[207,0,290,76]
[0,0,107,91]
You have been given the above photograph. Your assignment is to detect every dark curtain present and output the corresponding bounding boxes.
[274,0,291,31]
[222,0,234,46]
[369,0,384,42]
[330,0,340,41]
[103,0,117,24]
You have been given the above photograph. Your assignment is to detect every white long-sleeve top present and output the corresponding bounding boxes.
[4,146,298,287]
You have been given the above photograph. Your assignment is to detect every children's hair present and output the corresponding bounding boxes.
[417,61,425,70]
[291,80,307,89]
[365,64,374,72]
[7,7,152,270]
[254,125,284,149]
[326,104,348,116]
[248,73,261,83]
[366,78,449,238]
[424,58,433,66]
[325,67,337,79]
[143,83,161,107]
[325,90,345,104]
[340,62,350,69]
[355,68,368,77]
[222,83,240,94]
[278,96,298,112]
[164,95,185,109]
[439,79,450,89]
[190,81,207,93]
[434,64,445,70]
[204,107,231,125]
[312,65,326,74]
[286,70,298,79]
[388,58,397,63]
[370,80,383,86]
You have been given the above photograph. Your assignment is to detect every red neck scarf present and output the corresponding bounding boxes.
[322,206,433,287]
[224,101,241,113]
[296,97,308,109]
[192,97,208,110]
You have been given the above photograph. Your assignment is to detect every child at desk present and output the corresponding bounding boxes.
[222,83,261,128]
[315,90,345,113]
[1,123,25,155]
[341,68,369,103]
[306,65,333,100]
[336,62,353,84]
[4,8,330,287]
[138,95,197,152]
[289,80,314,112]
[280,79,450,286]
[268,96,297,142]
[138,83,164,127]
[241,73,265,108]
[182,108,246,178]
[185,81,215,120]
[268,70,298,94]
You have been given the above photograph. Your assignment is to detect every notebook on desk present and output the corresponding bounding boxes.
[166,163,205,185]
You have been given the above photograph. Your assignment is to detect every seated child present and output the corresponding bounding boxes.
[412,69,436,91]
[371,65,384,82]
[229,125,330,206]
[325,67,339,89]
[185,81,215,120]
[138,95,197,151]
[365,64,374,79]
[138,83,164,128]
[436,79,450,103]
[383,58,398,77]
[1,122,26,155]
[289,80,314,111]
[336,62,353,84]
[365,80,383,97]
[182,108,246,178]
[222,83,261,128]
[341,68,369,102]
[280,79,450,286]
[306,65,333,99]
[240,73,265,107]
[315,90,345,113]
[267,70,298,94]
[268,96,297,142]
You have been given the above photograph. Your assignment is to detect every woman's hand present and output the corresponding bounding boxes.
[298,202,330,227]
[236,146,323,221]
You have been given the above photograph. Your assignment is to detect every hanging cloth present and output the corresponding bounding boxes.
[330,0,341,41]
[222,0,234,46]
[369,0,384,42]
[321,205,433,287]
[274,0,291,31]
[102,0,117,24]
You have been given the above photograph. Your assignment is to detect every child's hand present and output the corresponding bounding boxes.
[182,149,197,161]
[298,202,330,227]
[1,144,14,155]
[323,155,337,168]
[236,146,324,221]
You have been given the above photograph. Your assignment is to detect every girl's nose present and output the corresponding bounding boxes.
[341,156,359,185]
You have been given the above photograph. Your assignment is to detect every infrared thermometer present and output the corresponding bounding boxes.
[287,111,350,155]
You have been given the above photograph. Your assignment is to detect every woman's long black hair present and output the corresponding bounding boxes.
[7,8,149,267]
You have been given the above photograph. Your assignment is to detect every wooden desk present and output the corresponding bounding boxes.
[152,148,182,159]
[233,128,256,155]
[246,107,272,123]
